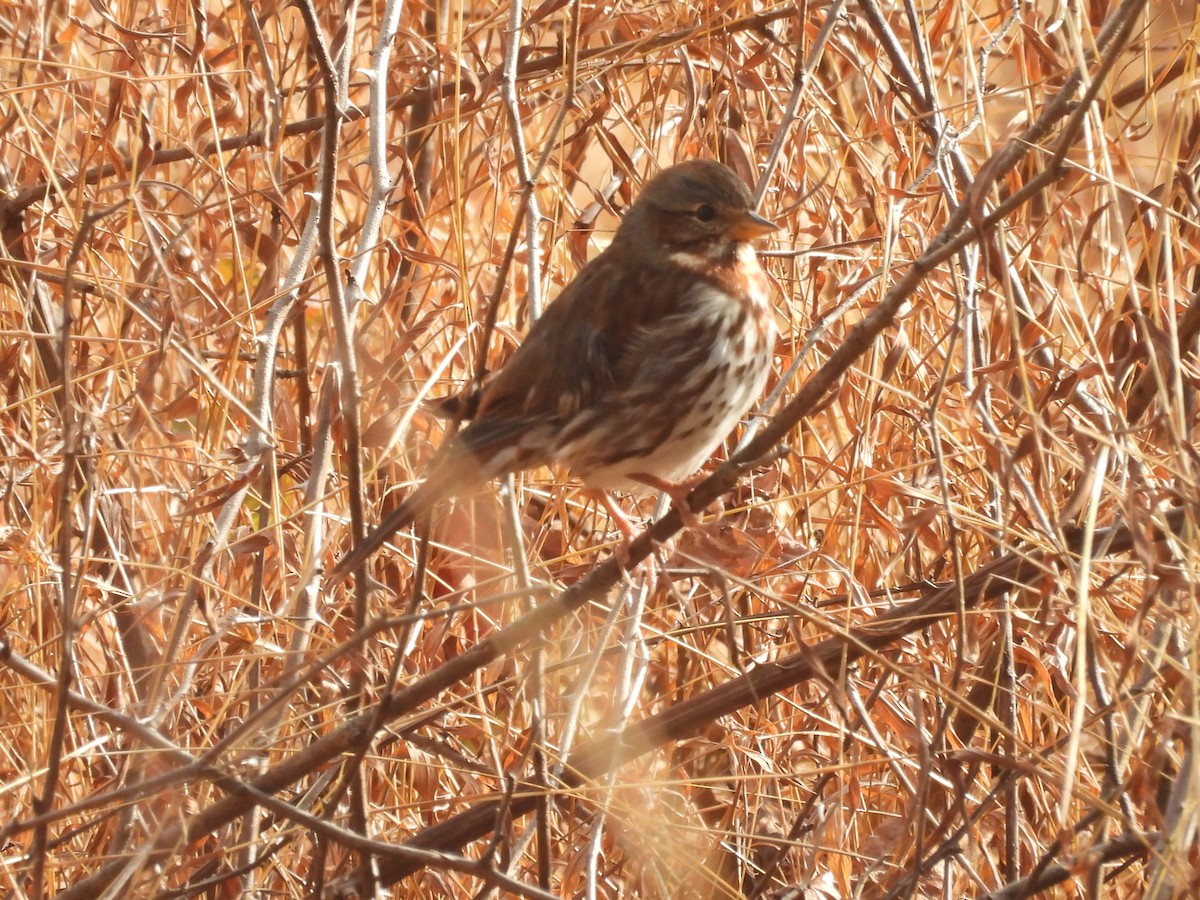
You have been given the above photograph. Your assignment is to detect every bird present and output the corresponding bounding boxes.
[330,159,778,583]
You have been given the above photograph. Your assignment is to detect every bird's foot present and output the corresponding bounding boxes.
[629,472,706,527]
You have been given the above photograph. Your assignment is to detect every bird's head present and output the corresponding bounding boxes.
[615,159,777,257]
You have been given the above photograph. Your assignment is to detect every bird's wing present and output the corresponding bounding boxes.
[470,259,620,424]
[471,249,696,417]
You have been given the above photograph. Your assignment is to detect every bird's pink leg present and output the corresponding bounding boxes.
[585,472,708,569]
[573,489,637,567]
[628,472,705,527]
[592,490,640,541]
[586,491,663,592]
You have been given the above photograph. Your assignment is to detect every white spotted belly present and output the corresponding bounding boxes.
[561,283,774,492]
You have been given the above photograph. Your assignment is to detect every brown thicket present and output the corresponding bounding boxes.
[1,1,1198,897]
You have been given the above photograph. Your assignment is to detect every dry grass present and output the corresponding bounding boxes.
[2,0,1199,896]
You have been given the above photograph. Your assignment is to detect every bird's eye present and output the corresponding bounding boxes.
[694,204,717,222]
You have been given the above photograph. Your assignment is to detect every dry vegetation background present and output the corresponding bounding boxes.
[1,0,1198,897]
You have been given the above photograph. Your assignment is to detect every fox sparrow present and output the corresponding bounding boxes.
[331,159,777,582]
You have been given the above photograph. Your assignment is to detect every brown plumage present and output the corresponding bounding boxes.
[331,159,777,582]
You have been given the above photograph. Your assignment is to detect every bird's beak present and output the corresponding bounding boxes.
[730,210,779,240]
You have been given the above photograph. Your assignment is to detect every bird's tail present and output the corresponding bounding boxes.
[326,453,476,586]
[326,417,550,587]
